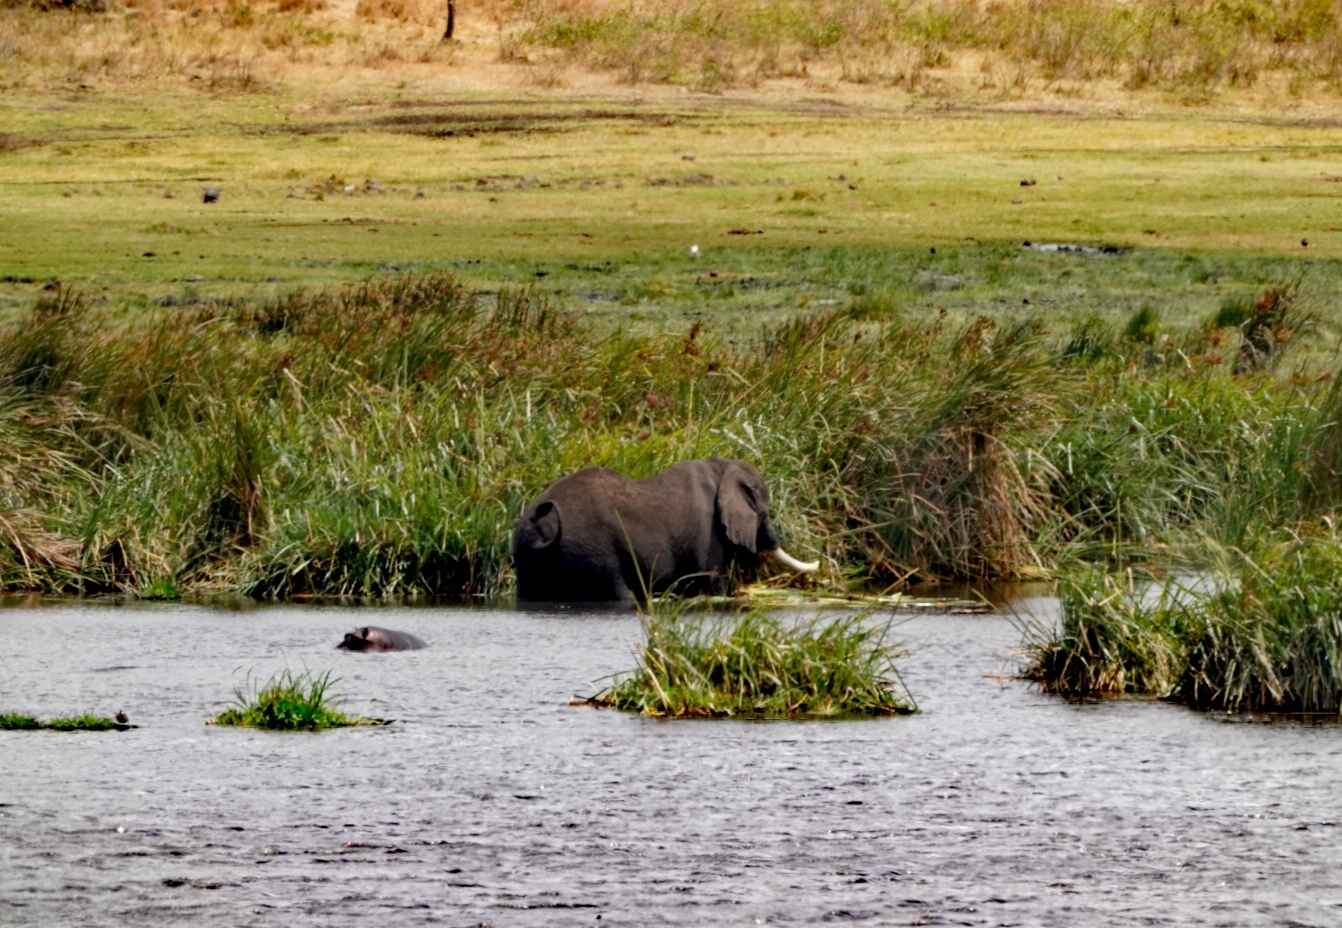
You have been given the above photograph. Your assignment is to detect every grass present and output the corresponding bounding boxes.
[209,668,381,729]
[1020,528,1342,714]
[585,608,915,717]
[6,0,1342,105]
[1,268,1340,598]
[519,0,1342,96]
[0,712,126,730]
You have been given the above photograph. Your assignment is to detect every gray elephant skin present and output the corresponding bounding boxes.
[513,458,817,603]
[337,626,427,651]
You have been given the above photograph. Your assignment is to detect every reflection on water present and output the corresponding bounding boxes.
[1,600,1340,926]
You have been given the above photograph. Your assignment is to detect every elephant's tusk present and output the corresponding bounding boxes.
[768,547,819,573]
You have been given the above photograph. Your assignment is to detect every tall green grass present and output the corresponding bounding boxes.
[0,272,1335,598]
[588,609,915,717]
[1021,529,1342,714]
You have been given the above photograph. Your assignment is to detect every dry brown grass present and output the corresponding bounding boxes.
[3,0,1341,112]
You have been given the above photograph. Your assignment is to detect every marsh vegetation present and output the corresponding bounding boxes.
[0,264,1337,591]
[0,712,128,730]
[209,668,379,729]
[1,268,1337,600]
[1021,527,1342,715]
[586,609,915,718]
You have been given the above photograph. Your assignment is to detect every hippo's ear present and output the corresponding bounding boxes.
[717,462,767,552]
[526,500,561,549]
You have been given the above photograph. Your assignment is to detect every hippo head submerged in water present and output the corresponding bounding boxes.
[336,626,428,652]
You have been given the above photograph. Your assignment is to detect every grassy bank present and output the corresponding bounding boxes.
[585,609,915,717]
[0,267,1336,598]
[1021,527,1342,714]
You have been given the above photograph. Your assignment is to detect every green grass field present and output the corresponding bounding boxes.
[4,86,1341,324]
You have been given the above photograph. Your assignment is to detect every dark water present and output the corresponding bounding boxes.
[1,597,1340,927]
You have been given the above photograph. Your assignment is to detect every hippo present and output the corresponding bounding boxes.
[336,626,427,651]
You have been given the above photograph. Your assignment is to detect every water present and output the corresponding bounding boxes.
[1,598,1340,927]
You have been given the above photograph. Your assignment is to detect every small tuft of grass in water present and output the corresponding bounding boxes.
[585,609,916,718]
[0,713,42,730]
[138,577,181,600]
[1,713,125,730]
[209,668,384,730]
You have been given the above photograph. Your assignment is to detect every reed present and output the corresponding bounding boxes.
[1018,568,1186,699]
[209,668,376,729]
[1179,531,1342,714]
[587,609,915,717]
[0,273,1337,598]
[1021,531,1342,714]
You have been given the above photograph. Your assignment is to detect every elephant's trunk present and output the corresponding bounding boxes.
[767,546,819,573]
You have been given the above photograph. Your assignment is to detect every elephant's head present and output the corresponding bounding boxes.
[518,499,561,552]
[717,462,818,573]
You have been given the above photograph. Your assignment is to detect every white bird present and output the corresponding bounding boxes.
[689,245,700,257]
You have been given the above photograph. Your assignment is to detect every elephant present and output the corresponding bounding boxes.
[336,626,427,651]
[513,458,817,604]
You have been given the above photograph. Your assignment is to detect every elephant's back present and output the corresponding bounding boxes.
[536,466,625,502]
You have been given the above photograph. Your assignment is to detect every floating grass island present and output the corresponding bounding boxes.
[1019,529,1342,716]
[1,713,133,731]
[209,669,388,731]
[584,610,916,718]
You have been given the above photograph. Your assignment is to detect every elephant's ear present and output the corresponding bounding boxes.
[525,500,562,549]
[717,462,765,552]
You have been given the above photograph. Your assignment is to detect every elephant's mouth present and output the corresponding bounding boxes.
[767,547,819,573]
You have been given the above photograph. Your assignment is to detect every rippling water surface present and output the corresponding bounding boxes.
[2,598,1340,927]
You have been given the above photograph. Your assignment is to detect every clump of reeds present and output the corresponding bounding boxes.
[0,713,127,730]
[1021,529,1342,715]
[586,609,916,718]
[1179,530,1342,714]
[1018,568,1185,699]
[209,668,382,730]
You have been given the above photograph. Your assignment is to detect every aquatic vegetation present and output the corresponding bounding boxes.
[586,609,916,718]
[1021,530,1342,714]
[1179,531,1342,714]
[0,714,41,730]
[210,669,383,730]
[0,713,126,731]
[1019,569,1186,699]
[0,272,1337,598]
